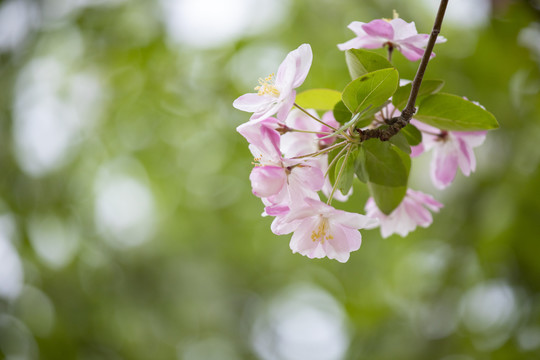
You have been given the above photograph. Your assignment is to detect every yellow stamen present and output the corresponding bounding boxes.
[311,217,333,243]
[252,155,262,166]
[254,73,280,97]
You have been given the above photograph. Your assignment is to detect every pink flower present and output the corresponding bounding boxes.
[233,44,313,121]
[365,189,443,238]
[246,124,324,207]
[318,111,340,147]
[279,109,351,201]
[280,108,320,158]
[274,198,378,263]
[411,120,487,189]
[338,18,446,61]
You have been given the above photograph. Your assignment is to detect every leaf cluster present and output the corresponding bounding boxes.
[295,49,498,214]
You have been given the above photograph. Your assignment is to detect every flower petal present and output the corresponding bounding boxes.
[362,19,394,39]
[250,166,286,198]
[236,117,279,145]
[431,144,459,189]
[322,225,361,263]
[390,18,418,39]
[233,93,273,113]
[347,21,368,36]
[331,209,379,229]
[289,217,326,259]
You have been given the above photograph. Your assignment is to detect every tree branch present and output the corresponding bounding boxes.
[359,0,449,142]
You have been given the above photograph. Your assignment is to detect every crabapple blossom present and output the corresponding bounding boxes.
[411,120,487,189]
[338,16,446,61]
[233,44,313,121]
[274,198,378,263]
[280,109,351,201]
[365,189,443,238]
[232,8,497,262]
[243,123,324,208]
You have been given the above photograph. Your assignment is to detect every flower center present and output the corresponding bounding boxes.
[254,73,280,97]
[436,130,449,142]
[311,216,333,243]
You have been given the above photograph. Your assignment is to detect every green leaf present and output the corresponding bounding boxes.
[368,183,407,215]
[321,104,374,141]
[334,146,357,195]
[401,123,422,146]
[333,100,351,125]
[345,49,394,80]
[415,93,499,131]
[342,68,399,116]
[389,131,411,154]
[391,79,445,110]
[354,146,368,183]
[327,141,345,186]
[296,88,342,110]
[357,140,409,214]
[362,138,410,187]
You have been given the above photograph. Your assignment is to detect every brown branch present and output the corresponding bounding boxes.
[359,0,449,142]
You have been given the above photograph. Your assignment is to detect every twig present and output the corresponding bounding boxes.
[360,0,449,142]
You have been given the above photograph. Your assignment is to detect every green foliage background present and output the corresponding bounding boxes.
[0,0,539,359]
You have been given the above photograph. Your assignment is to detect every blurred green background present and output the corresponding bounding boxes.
[0,0,539,359]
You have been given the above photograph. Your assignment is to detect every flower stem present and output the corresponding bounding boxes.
[290,141,346,160]
[358,0,449,142]
[387,44,394,62]
[324,143,349,178]
[287,128,334,136]
[294,103,338,131]
[401,0,449,120]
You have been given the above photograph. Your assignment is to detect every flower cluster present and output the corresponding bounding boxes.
[233,14,496,262]
[338,10,447,61]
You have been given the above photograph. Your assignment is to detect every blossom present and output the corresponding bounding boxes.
[279,109,351,201]
[411,120,487,189]
[233,44,313,121]
[337,17,446,61]
[274,198,378,262]
[245,124,324,207]
[365,189,443,238]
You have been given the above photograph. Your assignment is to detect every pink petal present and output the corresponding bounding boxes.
[271,212,302,236]
[291,165,324,192]
[453,131,487,147]
[410,143,425,157]
[275,90,296,121]
[456,137,475,176]
[362,19,394,39]
[407,190,443,212]
[390,18,418,39]
[233,93,273,113]
[431,145,459,189]
[236,117,279,145]
[347,21,368,36]
[250,166,286,198]
[402,34,430,48]
[397,43,426,61]
[337,37,366,51]
[331,210,379,229]
[292,44,313,89]
[260,125,282,157]
[403,199,433,227]
[322,225,360,263]
[265,204,289,216]
[289,217,324,258]
[276,44,313,91]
